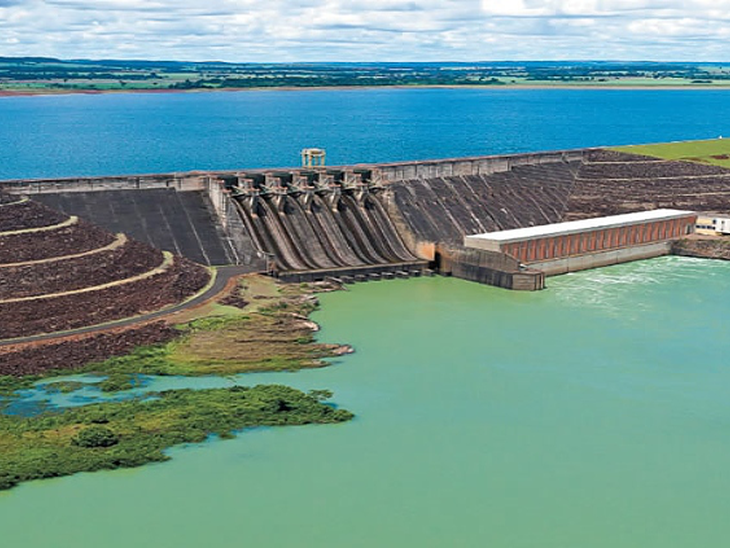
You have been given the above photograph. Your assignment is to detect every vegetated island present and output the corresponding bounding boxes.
[3,58,730,95]
[0,275,354,491]
[0,385,352,491]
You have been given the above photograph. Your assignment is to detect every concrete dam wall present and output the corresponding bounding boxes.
[32,188,239,267]
[385,160,580,248]
[0,149,587,279]
[5,147,730,289]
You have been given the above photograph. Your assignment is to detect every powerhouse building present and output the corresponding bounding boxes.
[464,209,697,276]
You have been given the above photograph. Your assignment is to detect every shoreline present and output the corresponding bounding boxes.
[3,83,730,98]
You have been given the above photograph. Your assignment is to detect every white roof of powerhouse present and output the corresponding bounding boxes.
[466,209,695,243]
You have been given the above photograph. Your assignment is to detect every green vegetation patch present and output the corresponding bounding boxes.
[614,139,730,168]
[0,384,353,491]
[0,277,355,490]
[81,279,346,384]
[0,375,37,396]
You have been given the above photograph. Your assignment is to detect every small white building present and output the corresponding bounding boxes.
[695,215,730,235]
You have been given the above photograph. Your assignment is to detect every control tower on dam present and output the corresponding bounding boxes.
[2,146,730,289]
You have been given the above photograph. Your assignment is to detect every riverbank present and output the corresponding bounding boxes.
[0,274,355,490]
[0,274,352,384]
[4,82,730,98]
[672,236,730,260]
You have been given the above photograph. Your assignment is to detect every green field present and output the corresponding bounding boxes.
[614,138,730,168]
[4,58,730,94]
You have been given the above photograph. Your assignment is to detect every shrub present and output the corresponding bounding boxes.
[72,425,119,448]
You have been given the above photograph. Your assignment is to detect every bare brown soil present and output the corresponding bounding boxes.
[0,321,177,376]
[0,201,66,232]
[0,256,209,339]
[0,239,162,299]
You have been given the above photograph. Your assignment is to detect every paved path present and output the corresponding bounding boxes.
[0,265,254,348]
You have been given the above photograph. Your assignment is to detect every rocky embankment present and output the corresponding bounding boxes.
[671,237,730,260]
[0,322,178,376]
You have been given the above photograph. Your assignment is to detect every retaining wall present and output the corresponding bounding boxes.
[671,238,730,260]
[1,173,207,194]
[436,245,545,291]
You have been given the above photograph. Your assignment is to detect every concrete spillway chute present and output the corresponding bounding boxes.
[261,174,288,210]
[311,173,340,210]
[368,168,387,191]
[231,177,261,210]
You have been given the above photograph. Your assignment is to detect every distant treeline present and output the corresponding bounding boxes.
[2,57,730,90]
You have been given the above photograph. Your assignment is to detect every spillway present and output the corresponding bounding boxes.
[228,172,427,281]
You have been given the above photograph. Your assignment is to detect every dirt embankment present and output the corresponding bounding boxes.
[0,322,177,376]
[0,275,353,378]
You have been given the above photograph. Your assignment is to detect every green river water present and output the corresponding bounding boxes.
[2,256,730,547]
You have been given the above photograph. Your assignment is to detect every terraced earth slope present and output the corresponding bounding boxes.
[0,192,211,340]
[564,149,730,219]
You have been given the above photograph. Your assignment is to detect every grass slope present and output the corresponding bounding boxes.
[614,138,730,168]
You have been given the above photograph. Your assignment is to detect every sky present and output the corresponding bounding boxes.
[1,0,730,62]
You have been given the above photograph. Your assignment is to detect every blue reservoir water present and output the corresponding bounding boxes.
[1,88,729,179]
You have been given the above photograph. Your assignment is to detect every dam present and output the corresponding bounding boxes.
[2,146,730,290]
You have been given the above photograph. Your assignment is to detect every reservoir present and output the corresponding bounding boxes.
[2,87,730,179]
[2,256,730,546]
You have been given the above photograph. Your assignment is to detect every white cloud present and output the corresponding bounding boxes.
[0,0,728,60]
